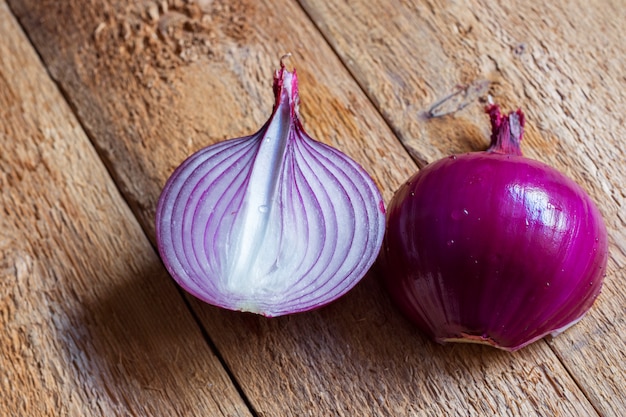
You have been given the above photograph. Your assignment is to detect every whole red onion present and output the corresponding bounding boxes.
[380,105,608,351]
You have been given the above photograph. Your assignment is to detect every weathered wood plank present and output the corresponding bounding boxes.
[0,2,251,416]
[6,0,609,415]
[299,0,626,414]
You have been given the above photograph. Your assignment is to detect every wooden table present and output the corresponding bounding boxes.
[1,0,624,415]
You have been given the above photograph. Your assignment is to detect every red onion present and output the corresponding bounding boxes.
[380,105,608,351]
[156,59,386,317]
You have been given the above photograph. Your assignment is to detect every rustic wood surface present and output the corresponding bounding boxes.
[1,0,624,416]
[0,2,251,416]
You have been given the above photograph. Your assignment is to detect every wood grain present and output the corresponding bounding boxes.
[299,0,626,414]
[0,2,251,416]
[4,0,622,415]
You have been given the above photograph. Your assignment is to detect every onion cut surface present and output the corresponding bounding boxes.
[380,106,608,351]
[156,61,386,317]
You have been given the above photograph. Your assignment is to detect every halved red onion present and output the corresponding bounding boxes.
[380,105,609,351]
[156,60,386,317]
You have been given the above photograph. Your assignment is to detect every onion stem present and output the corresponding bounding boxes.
[486,104,525,156]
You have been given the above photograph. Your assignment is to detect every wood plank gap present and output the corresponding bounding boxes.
[4,0,155,247]
[546,343,603,417]
[0,0,254,413]
[3,3,258,415]
[176,287,261,417]
[294,0,428,169]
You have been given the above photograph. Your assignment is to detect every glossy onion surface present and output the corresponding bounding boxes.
[156,61,386,317]
[380,107,608,351]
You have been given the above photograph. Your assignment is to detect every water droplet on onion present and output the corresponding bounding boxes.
[450,209,469,220]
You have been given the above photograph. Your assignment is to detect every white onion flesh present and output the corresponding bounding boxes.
[156,63,386,317]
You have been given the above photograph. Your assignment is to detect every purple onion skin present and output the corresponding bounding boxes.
[380,106,608,351]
